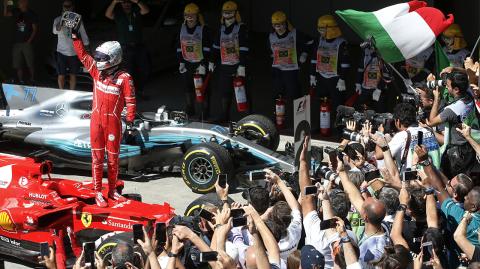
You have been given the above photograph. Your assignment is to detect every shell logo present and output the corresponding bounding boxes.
[0,211,16,233]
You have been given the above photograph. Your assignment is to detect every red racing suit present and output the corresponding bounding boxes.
[73,38,136,192]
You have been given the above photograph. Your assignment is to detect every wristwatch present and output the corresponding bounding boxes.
[168,252,178,258]
[381,145,390,152]
[424,187,435,195]
[214,224,223,230]
[397,204,408,213]
[340,235,351,243]
[417,159,431,167]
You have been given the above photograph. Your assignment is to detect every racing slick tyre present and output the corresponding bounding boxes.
[237,114,280,151]
[183,193,235,216]
[96,232,146,267]
[181,142,234,194]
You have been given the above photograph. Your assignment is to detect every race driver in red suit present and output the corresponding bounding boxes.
[72,33,136,208]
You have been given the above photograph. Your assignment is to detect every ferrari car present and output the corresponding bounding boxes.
[0,152,175,268]
[0,84,296,193]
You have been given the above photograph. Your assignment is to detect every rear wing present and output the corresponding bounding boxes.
[1,84,67,110]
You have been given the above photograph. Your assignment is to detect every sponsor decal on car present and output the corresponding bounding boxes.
[28,193,48,200]
[210,156,221,174]
[0,235,21,247]
[39,109,55,117]
[18,176,28,187]
[81,212,92,228]
[101,217,135,230]
[16,120,31,127]
[0,165,13,189]
[73,139,91,149]
[0,210,17,233]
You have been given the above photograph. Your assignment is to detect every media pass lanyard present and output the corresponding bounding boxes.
[128,12,135,32]
[400,130,411,171]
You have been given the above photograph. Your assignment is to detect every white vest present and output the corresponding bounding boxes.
[269,29,299,71]
[316,37,345,78]
[405,46,433,78]
[220,24,241,65]
[362,48,381,89]
[180,24,204,63]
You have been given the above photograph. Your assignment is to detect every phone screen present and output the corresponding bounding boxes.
[132,224,144,244]
[232,217,247,227]
[304,185,317,195]
[40,242,50,257]
[417,131,423,146]
[422,241,433,265]
[199,208,215,222]
[327,151,338,170]
[218,174,227,188]
[200,251,218,262]
[155,222,167,243]
[230,208,245,218]
[365,170,381,182]
[403,170,418,181]
[320,219,337,230]
[249,171,266,181]
[83,242,96,269]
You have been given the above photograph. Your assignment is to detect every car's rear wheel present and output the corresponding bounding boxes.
[181,142,234,194]
[237,114,279,151]
[183,193,235,216]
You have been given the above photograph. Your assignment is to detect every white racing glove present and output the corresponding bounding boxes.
[196,64,206,75]
[299,52,308,64]
[336,79,346,92]
[355,83,362,94]
[179,63,187,74]
[310,75,317,87]
[237,65,246,77]
[208,62,215,72]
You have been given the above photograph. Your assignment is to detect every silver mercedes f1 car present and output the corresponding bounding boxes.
[0,84,297,193]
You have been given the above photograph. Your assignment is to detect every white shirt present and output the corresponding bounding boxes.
[53,16,89,56]
[358,231,389,268]
[303,211,358,269]
[388,126,437,171]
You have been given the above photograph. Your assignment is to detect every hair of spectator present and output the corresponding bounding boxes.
[112,242,136,268]
[423,227,445,257]
[329,190,351,220]
[469,262,480,269]
[287,250,301,269]
[469,186,480,211]
[249,187,270,214]
[454,173,474,202]
[347,170,365,190]
[264,219,284,242]
[345,143,365,161]
[408,187,427,220]
[449,71,470,93]
[376,244,412,269]
[393,103,417,128]
[270,201,293,231]
[378,187,400,216]
[363,199,386,226]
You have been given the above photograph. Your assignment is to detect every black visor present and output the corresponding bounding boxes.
[93,51,111,62]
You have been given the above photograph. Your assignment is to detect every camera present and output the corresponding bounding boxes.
[341,129,366,143]
[336,106,396,133]
[316,166,340,183]
[398,93,420,107]
[426,73,449,89]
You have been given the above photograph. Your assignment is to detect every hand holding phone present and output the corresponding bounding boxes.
[133,224,144,244]
[217,174,227,188]
[40,242,50,257]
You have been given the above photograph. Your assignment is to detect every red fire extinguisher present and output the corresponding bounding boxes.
[309,86,315,99]
[320,97,331,137]
[275,96,286,129]
[233,76,249,112]
[193,74,205,103]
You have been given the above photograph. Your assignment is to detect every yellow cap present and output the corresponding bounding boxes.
[271,11,287,24]
[442,23,467,50]
[184,3,199,15]
[222,1,237,12]
[317,15,342,39]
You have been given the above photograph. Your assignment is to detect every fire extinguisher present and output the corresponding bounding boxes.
[275,96,286,129]
[193,73,205,103]
[320,97,331,137]
[233,76,249,112]
[309,86,315,99]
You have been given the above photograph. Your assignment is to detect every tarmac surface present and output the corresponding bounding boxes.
[5,135,338,269]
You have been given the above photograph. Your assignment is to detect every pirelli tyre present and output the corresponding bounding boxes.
[96,232,146,267]
[237,114,280,151]
[183,192,235,216]
[181,142,234,194]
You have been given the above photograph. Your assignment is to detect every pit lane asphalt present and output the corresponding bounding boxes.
[6,136,338,269]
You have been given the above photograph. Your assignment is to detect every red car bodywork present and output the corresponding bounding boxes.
[0,153,175,268]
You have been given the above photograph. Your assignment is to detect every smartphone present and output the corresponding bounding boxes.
[249,171,266,181]
[320,219,337,230]
[199,208,215,222]
[365,169,381,182]
[218,174,227,188]
[422,241,433,265]
[230,208,245,218]
[403,170,418,181]
[232,217,248,227]
[83,242,96,269]
[304,185,317,196]
[132,224,144,244]
[199,251,218,262]
[155,222,167,244]
[40,242,50,257]
[417,131,423,146]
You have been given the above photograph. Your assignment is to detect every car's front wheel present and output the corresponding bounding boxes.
[181,142,233,194]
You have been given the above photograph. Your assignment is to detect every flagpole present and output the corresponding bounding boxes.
[470,34,480,58]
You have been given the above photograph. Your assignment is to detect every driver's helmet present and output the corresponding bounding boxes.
[94,41,122,71]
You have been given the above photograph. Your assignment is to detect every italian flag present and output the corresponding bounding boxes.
[336,1,454,63]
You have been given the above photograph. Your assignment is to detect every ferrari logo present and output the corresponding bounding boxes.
[81,212,92,228]
[0,210,16,232]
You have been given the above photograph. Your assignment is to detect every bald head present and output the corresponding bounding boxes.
[363,198,386,226]
[245,246,257,269]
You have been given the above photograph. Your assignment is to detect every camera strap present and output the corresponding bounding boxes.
[400,130,411,169]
